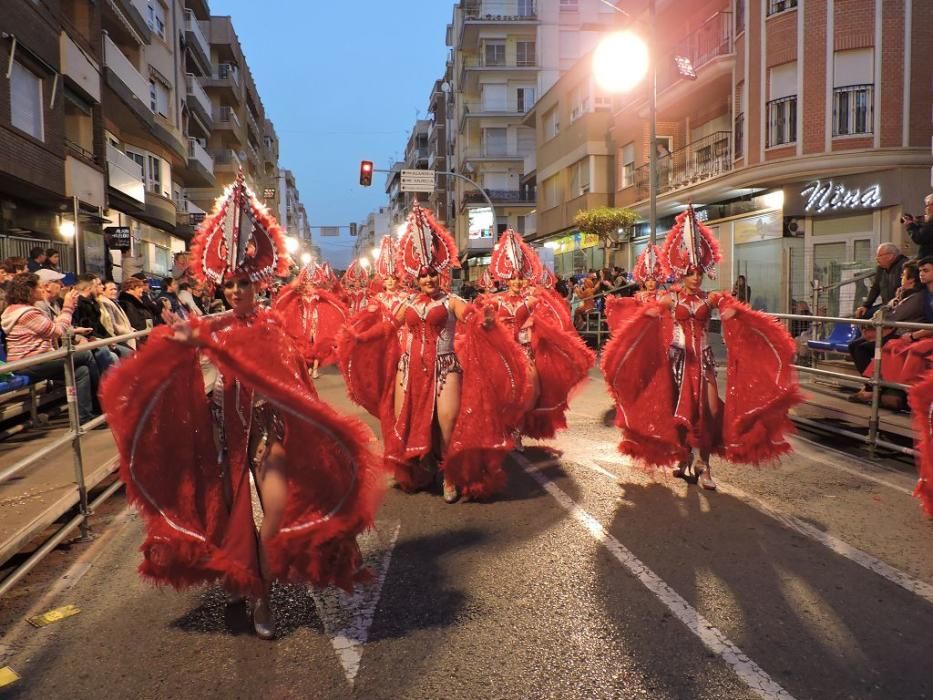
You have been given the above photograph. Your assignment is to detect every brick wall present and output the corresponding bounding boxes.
[0,1,66,198]
[908,0,933,147]
[802,0,827,154]
[835,0,874,49]
[879,0,905,147]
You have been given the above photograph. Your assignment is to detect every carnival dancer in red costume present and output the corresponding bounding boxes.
[341,259,370,315]
[100,172,384,639]
[272,261,349,379]
[370,235,410,318]
[601,206,801,491]
[484,230,595,446]
[338,203,530,503]
[605,244,670,332]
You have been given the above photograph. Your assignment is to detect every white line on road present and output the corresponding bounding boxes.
[551,443,933,608]
[0,505,135,662]
[790,435,915,496]
[515,454,796,700]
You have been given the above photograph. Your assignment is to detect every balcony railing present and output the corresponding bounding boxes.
[187,138,214,172]
[463,146,526,160]
[462,100,520,116]
[213,149,243,168]
[215,105,241,129]
[462,190,535,207]
[657,10,733,92]
[185,74,211,118]
[634,131,732,195]
[767,0,798,17]
[462,55,536,70]
[105,142,145,204]
[103,35,151,111]
[184,10,210,65]
[832,84,873,137]
[215,63,239,86]
[463,1,536,20]
[767,96,797,147]
[734,112,744,159]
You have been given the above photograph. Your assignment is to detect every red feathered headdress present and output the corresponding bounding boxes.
[297,261,329,288]
[375,235,399,279]
[190,170,289,288]
[489,229,539,282]
[538,266,557,289]
[662,205,721,280]
[341,258,369,287]
[320,262,338,290]
[397,201,459,282]
[632,243,671,284]
[477,269,495,291]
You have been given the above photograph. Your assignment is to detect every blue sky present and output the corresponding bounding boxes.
[210,0,453,266]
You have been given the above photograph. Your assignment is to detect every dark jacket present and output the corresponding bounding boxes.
[883,286,926,325]
[908,219,933,260]
[119,292,156,331]
[863,254,908,309]
[159,291,186,318]
[73,294,111,339]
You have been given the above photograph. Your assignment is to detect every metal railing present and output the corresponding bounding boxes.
[833,83,874,137]
[634,131,733,195]
[767,95,798,147]
[0,327,151,598]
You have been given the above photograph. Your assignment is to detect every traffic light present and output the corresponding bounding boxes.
[350,223,358,237]
[359,160,373,187]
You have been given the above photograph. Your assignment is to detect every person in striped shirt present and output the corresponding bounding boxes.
[1,273,100,423]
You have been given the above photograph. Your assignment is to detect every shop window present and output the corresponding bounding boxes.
[10,60,44,141]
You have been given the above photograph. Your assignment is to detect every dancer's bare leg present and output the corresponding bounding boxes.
[252,440,287,638]
[436,372,461,502]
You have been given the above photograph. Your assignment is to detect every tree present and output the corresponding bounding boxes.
[572,207,639,245]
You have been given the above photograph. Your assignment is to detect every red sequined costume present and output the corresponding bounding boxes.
[605,244,669,332]
[273,262,349,366]
[341,259,370,315]
[602,207,802,468]
[484,230,595,440]
[338,204,530,499]
[101,173,383,596]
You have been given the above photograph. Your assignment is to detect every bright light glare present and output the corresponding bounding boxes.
[763,190,785,210]
[395,223,407,238]
[300,252,312,265]
[593,31,650,94]
[59,220,76,237]
[285,236,299,254]
[359,256,370,268]
[544,241,560,250]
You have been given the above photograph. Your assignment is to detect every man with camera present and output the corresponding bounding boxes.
[903,194,933,259]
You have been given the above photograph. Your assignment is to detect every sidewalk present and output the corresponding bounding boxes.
[0,420,117,569]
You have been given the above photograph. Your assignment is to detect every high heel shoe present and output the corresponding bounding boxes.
[252,597,275,640]
[443,478,460,504]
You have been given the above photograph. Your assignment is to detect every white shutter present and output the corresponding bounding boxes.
[10,61,43,140]
[622,142,635,164]
[833,48,873,87]
[482,84,507,111]
[517,128,536,154]
[484,128,507,156]
[769,61,797,100]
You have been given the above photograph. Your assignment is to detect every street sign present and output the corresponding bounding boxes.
[400,169,436,193]
[105,226,131,252]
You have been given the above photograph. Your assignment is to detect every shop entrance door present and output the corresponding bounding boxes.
[811,235,875,317]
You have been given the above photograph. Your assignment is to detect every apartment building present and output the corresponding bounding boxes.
[427,70,454,226]
[279,168,312,248]
[609,0,931,314]
[352,206,391,261]
[523,53,614,276]
[445,0,615,275]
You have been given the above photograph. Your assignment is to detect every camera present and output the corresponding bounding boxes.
[902,214,925,224]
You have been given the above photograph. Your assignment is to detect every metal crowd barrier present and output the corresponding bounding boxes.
[0,326,151,598]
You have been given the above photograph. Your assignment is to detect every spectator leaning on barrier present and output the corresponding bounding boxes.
[855,243,908,318]
[99,281,137,351]
[903,194,933,260]
[1,273,99,423]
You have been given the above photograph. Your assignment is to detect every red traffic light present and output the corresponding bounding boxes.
[359,160,374,187]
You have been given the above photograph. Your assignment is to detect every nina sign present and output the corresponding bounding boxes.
[800,179,882,214]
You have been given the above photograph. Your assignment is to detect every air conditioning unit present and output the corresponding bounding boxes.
[783,216,802,237]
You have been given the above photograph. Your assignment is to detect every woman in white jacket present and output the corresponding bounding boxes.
[99,281,137,350]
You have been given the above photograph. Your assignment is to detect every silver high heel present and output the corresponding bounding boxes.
[252,596,275,640]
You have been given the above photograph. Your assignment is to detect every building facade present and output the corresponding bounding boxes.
[609,0,931,314]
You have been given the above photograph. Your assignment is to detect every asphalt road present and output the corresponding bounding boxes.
[1,367,932,700]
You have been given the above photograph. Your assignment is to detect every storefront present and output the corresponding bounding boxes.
[546,231,604,277]
[104,208,186,282]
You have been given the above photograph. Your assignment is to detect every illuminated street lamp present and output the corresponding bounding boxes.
[285,236,299,255]
[300,252,312,266]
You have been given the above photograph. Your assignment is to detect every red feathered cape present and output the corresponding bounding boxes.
[273,286,349,365]
[100,311,384,596]
[909,371,933,516]
[601,298,801,467]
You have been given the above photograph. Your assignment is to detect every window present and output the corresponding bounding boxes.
[148,155,162,194]
[620,142,635,188]
[147,2,166,39]
[482,84,507,111]
[735,0,745,33]
[517,0,535,17]
[10,60,43,140]
[543,174,561,209]
[64,88,94,156]
[833,48,874,136]
[767,62,797,147]
[544,106,560,140]
[149,80,170,118]
[484,128,508,156]
[734,113,745,159]
[517,127,536,154]
[516,41,536,67]
[570,158,590,196]
[560,0,578,10]
[767,0,797,16]
[593,85,611,111]
[559,31,579,61]
[517,87,535,113]
[484,41,506,67]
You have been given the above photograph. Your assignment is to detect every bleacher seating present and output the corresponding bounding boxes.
[0,330,42,430]
[807,322,860,354]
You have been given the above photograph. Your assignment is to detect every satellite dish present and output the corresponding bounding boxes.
[441,81,451,93]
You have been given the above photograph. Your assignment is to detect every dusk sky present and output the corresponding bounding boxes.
[210,0,453,267]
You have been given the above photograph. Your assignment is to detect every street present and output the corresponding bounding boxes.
[1,368,932,700]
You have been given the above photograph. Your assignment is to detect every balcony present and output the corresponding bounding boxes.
[65,155,106,209]
[186,138,215,187]
[459,54,537,92]
[103,35,152,118]
[462,190,535,208]
[213,149,243,173]
[462,146,526,162]
[184,10,211,75]
[633,131,733,196]
[214,106,243,146]
[185,74,213,132]
[105,142,145,208]
[657,11,733,94]
[460,1,538,49]
[176,200,207,240]
[537,192,610,239]
[60,32,101,103]
[204,63,241,103]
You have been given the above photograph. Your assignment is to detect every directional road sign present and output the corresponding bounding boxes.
[400,169,436,193]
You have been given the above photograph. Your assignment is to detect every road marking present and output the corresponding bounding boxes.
[516,454,795,700]
[312,520,400,687]
[551,443,933,608]
[0,505,135,662]
[790,435,915,496]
